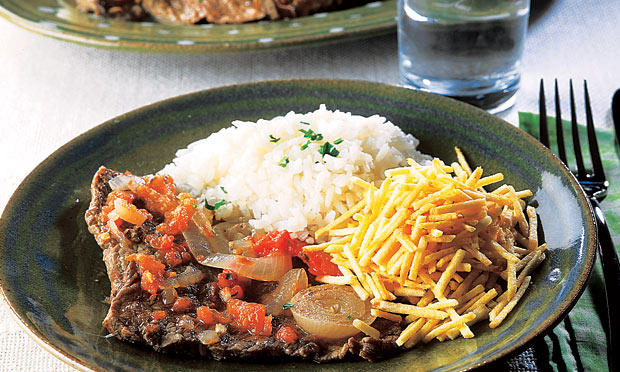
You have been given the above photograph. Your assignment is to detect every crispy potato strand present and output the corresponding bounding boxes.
[309,148,543,346]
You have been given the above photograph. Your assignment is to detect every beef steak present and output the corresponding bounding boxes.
[85,166,401,362]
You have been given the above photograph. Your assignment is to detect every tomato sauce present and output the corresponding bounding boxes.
[125,253,165,296]
[251,230,341,276]
[105,172,342,339]
[275,326,299,344]
[226,299,272,336]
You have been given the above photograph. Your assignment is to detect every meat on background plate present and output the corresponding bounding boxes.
[77,0,371,24]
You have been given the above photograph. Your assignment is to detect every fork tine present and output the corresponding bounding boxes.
[570,79,587,179]
[554,79,568,164]
[584,80,606,182]
[538,79,550,147]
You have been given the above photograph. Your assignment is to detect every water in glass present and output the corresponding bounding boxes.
[398,0,530,112]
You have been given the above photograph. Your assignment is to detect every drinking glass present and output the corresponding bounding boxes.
[398,0,530,113]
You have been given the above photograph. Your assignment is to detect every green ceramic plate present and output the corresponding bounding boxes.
[0,0,395,53]
[0,80,596,372]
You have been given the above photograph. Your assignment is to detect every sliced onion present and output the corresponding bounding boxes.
[191,209,229,254]
[290,284,375,339]
[161,288,178,305]
[191,208,215,233]
[183,223,212,259]
[106,213,131,250]
[113,198,148,226]
[183,215,230,260]
[197,254,292,282]
[262,268,308,316]
[212,220,253,241]
[165,266,205,288]
[184,208,290,282]
[229,238,255,257]
[178,316,195,330]
[108,174,144,191]
[197,330,219,345]
[206,233,232,255]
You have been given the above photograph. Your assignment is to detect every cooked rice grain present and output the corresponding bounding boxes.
[161,105,430,234]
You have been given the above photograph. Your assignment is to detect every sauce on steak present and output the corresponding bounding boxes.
[85,166,401,362]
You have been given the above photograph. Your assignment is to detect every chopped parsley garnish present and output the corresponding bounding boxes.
[298,128,325,152]
[278,156,290,167]
[347,315,352,320]
[192,203,197,208]
[319,142,340,158]
[333,138,344,145]
[269,134,281,143]
[220,186,228,194]
[299,128,323,141]
[225,273,233,281]
[282,302,294,310]
[300,121,310,125]
[205,199,227,210]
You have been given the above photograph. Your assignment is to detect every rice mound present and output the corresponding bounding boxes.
[160,105,430,234]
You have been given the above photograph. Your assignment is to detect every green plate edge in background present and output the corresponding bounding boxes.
[0,0,396,53]
[0,79,596,372]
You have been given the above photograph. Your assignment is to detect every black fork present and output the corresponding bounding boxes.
[539,79,620,372]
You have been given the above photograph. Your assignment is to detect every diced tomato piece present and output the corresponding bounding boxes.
[275,326,299,344]
[147,234,190,268]
[252,230,296,257]
[172,296,193,313]
[125,253,166,296]
[219,285,244,302]
[134,175,178,215]
[103,190,135,222]
[148,234,175,250]
[148,174,176,198]
[230,285,244,299]
[226,299,271,336]
[163,251,183,268]
[303,251,341,276]
[196,306,215,325]
[286,237,307,257]
[250,230,340,276]
[263,315,273,336]
[217,269,251,293]
[152,310,166,321]
[113,218,123,229]
[212,309,231,324]
[218,269,237,288]
[128,253,165,273]
[156,194,197,235]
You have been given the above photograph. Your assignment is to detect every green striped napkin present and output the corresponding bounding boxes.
[518,112,620,371]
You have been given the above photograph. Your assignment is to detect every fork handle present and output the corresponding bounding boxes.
[590,197,620,372]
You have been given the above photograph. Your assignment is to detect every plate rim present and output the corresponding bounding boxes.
[0,78,598,372]
[0,1,396,54]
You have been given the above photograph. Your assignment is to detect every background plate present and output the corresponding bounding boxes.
[0,79,596,372]
[0,0,396,53]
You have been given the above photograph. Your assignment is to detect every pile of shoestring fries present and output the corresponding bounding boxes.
[304,148,547,347]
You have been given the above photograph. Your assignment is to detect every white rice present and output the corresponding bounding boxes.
[160,105,430,234]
